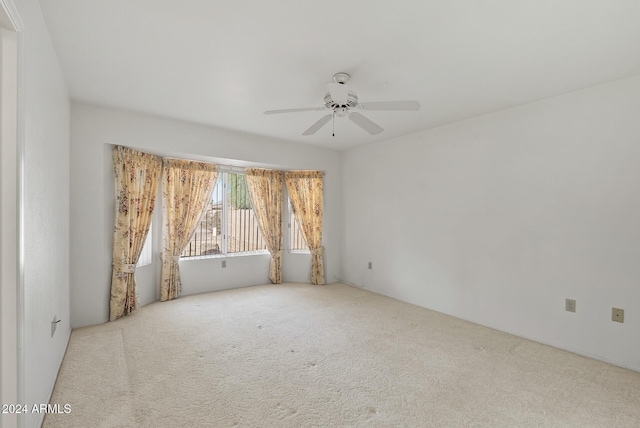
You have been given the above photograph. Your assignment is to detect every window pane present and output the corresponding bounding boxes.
[181,172,266,258]
[181,176,223,257]
[290,200,309,251]
[226,173,266,253]
[137,222,153,267]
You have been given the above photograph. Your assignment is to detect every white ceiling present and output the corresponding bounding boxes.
[38,0,640,150]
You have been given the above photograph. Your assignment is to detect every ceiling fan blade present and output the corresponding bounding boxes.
[348,112,383,135]
[264,107,325,115]
[302,114,332,136]
[358,100,421,111]
[327,82,349,104]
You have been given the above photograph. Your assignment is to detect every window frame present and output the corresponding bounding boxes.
[180,170,269,260]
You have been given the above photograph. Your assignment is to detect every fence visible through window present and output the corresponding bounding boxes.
[182,172,266,257]
[290,201,309,251]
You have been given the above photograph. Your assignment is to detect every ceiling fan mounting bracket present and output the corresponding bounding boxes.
[333,72,350,85]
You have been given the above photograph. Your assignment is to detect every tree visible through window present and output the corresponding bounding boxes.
[181,172,267,257]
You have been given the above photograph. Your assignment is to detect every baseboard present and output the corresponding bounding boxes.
[338,282,640,374]
[37,327,73,427]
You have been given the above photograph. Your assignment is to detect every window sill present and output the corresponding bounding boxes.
[180,250,270,261]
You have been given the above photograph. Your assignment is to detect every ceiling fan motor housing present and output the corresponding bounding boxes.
[323,91,358,110]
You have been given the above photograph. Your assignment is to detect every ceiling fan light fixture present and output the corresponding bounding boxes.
[335,107,349,117]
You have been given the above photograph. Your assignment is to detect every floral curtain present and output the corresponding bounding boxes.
[245,168,283,284]
[161,159,218,301]
[284,171,325,285]
[110,146,161,321]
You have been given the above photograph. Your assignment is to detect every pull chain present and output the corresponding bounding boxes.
[332,113,335,137]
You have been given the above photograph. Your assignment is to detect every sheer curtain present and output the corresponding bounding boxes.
[110,146,161,321]
[245,168,283,283]
[161,159,218,301]
[284,171,325,285]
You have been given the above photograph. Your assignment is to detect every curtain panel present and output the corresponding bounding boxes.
[284,171,325,285]
[161,158,218,301]
[245,168,283,284]
[110,146,162,321]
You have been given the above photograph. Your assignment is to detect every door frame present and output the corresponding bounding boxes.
[0,2,23,428]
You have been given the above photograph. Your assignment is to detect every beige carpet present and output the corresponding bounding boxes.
[44,283,640,427]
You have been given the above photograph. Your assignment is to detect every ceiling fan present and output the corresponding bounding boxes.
[264,72,421,136]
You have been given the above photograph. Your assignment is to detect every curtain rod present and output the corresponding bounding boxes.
[162,157,246,172]
[216,164,246,172]
[162,156,323,174]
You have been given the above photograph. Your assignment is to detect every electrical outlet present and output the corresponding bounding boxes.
[612,308,624,323]
[565,299,576,313]
[221,260,226,268]
[368,262,372,269]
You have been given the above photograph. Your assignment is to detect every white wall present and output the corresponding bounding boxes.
[70,103,342,328]
[13,0,71,427]
[342,75,640,372]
